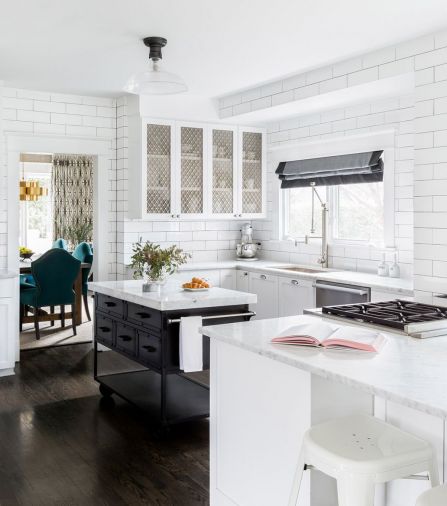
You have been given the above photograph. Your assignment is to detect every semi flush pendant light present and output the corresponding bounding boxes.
[124,36,187,95]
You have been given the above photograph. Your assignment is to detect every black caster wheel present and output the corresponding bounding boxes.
[99,384,113,398]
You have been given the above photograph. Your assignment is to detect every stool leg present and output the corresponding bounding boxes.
[428,458,440,487]
[337,476,375,506]
[287,449,305,506]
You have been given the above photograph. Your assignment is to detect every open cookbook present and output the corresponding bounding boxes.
[271,322,386,353]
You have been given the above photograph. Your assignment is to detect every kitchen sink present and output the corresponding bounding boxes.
[268,265,326,274]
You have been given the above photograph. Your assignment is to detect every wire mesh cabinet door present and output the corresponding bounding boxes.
[144,120,177,219]
[237,127,266,219]
[208,126,238,219]
[176,122,207,219]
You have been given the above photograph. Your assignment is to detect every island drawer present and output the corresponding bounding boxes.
[95,314,115,347]
[115,322,137,357]
[96,294,125,318]
[127,302,161,330]
[138,331,162,368]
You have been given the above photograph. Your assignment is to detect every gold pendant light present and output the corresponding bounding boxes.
[19,180,49,201]
[19,154,50,201]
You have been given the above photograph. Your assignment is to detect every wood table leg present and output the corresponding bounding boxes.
[74,270,82,325]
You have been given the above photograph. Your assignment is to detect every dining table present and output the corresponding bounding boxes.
[19,260,91,325]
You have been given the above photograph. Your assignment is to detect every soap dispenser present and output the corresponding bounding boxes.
[389,252,400,278]
[377,252,389,277]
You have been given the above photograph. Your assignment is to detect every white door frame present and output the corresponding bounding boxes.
[6,132,113,362]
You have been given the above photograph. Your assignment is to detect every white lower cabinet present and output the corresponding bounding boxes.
[370,289,404,302]
[278,276,315,317]
[220,269,236,290]
[0,278,16,375]
[248,272,278,320]
[236,270,250,292]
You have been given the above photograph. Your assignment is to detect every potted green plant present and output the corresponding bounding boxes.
[129,240,190,293]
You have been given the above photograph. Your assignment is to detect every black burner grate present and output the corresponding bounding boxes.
[322,300,447,330]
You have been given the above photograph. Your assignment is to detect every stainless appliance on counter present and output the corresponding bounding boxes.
[314,280,370,307]
[236,223,261,260]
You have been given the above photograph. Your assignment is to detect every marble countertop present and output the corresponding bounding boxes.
[0,269,18,279]
[88,280,257,311]
[178,260,413,296]
[202,314,447,419]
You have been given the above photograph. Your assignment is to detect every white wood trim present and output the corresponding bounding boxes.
[6,133,113,362]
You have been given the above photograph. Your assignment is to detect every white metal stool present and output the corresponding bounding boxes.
[416,484,447,506]
[288,414,439,506]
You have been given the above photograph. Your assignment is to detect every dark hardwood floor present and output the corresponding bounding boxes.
[0,345,209,506]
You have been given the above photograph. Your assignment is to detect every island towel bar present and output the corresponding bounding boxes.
[167,311,256,325]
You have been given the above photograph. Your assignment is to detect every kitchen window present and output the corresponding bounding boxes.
[284,181,385,246]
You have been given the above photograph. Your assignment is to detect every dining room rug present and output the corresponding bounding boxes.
[20,298,94,351]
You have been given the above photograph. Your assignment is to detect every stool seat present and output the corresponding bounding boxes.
[416,484,447,506]
[288,414,439,506]
[306,414,433,476]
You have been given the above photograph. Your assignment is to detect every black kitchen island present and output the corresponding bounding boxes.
[88,280,256,431]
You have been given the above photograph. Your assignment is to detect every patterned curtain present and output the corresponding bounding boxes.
[52,154,93,246]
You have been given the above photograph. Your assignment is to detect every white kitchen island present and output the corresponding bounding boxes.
[202,315,447,506]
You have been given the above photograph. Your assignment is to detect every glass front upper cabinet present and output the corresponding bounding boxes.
[211,128,235,215]
[241,131,263,214]
[180,126,204,214]
[146,123,172,215]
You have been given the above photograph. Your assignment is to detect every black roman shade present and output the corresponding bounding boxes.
[276,150,384,188]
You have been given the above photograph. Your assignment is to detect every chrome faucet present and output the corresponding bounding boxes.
[304,185,329,268]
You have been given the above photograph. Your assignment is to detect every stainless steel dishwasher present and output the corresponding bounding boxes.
[314,280,370,307]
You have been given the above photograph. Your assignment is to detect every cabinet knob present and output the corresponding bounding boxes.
[177,214,180,218]
[118,334,132,342]
[104,301,116,307]
[291,279,299,285]
[99,326,110,333]
[171,214,175,218]
[142,344,157,353]
[260,274,267,280]
[244,271,248,276]
[239,214,242,217]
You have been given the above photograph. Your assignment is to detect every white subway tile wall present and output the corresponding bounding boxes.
[217,27,447,300]
[255,95,415,279]
[0,87,117,277]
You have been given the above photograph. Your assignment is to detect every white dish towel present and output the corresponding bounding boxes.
[179,316,203,373]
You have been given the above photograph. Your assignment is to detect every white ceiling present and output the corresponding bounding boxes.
[1,0,447,98]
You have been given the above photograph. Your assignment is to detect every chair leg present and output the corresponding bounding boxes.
[337,476,375,506]
[61,305,65,328]
[33,307,40,340]
[71,304,77,336]
[50,306,55,327]
[83,294,91,321]
[287,449,306,506]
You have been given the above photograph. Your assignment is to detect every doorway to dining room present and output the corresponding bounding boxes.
[19,152,96,350]
[7,133,113,363]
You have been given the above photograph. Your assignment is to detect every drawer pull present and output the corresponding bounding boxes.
[135,311,151,319]
[104,301,116,307]
[260,274,267,280]
[99,326,111,333]
[142,345,157,353]
[118,334,132,342]
[291,279,299,285]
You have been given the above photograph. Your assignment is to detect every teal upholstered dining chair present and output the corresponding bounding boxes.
[20,249,81,339]
[52,238,68,250]
[72,242,93,321]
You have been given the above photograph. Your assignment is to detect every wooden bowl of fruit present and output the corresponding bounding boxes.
[182,277,211,291]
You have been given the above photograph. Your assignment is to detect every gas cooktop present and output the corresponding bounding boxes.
[322,300,447,335]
